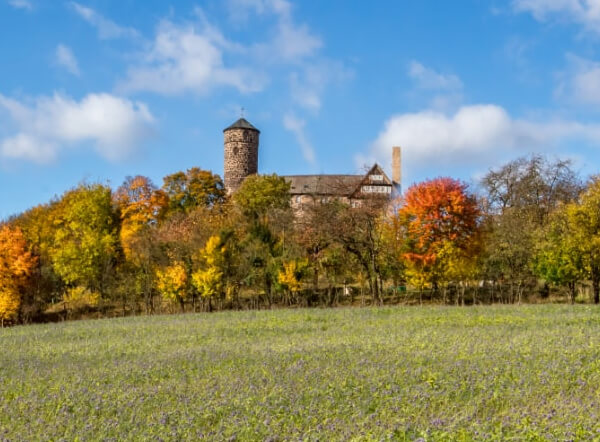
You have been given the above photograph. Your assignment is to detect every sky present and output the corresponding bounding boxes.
[3,0,600,219]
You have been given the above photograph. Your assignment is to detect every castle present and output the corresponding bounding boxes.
[223,118,401,209]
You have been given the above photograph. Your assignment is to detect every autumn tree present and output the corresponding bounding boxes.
[114,175,168,258]
[163,168,226,215]
[562,178,600,304]
[9,202,63,314]
[534,207,583,303]
[277,259,309,305]
[49,184,118,297]
[0,226,37,325]
[233,174,292,306]
[191,235,226,310]
[112,176,169,313]
[324,198,390,304]
[395,177,480,299]
[156,262,188,311]
[481,155,581,302]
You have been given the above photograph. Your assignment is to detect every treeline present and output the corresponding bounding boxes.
[0,154,598,325]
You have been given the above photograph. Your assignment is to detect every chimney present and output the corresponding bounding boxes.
[392,146,401,189]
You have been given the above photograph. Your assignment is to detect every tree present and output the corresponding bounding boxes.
[233,174,292,306]
[155,262,188,311]
[562,178,600,304]
[233,174,291,220]
[49,184,118,296]
[481,154,581,224]
[191,235,226,310]
[163,168,225,214]
[325,198,390,304]
[114,176,168,259]
[534,207,583,303]
[395,177,480,298]
[277,259,308,305]
[0,226,37,325]
[9,202,63,315]
[481,155,582,302]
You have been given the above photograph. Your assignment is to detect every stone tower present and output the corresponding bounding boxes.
[223,118,260,194]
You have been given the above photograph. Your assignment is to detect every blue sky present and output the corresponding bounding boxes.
[2,0,600,218]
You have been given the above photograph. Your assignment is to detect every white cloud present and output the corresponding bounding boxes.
[8,0,32,11]
[283,113,316,165]
[119,20,265,95]
[69,2,138,40]
[362,104,600,172]
[290,61,351,112]
[227,0,291,21]
[556,54,600,104]
[228,0,321,62]
[408,61,463,91]
[0,93,155,163]
[270,20,321,62]
[55,44,80,76]
[513,0,600,33]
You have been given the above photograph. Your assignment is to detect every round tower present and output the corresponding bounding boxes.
[223,118,260,194]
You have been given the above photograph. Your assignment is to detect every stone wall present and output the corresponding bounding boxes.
[224,128,259,193]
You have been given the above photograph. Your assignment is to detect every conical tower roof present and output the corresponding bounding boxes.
[223,118,260,133]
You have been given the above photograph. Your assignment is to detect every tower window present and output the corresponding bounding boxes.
[233,146,239,155]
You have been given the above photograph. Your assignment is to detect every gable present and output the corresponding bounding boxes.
[351,164,394,198]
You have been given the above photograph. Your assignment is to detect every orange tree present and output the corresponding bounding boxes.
[0,226,37,325]
[396,177,480,297]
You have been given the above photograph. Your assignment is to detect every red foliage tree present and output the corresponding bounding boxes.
[397,177,480,270]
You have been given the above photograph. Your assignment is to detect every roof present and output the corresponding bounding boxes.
[282,174,364,196]
[223,118,260,133]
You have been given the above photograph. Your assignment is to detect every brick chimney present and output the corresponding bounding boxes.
[392,146,401,190]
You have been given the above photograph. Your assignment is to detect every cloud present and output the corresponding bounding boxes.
[556,54,600,104]
[513,0,600,33]
[290,61,351,112]
[0,93,155,163]
[227,0,321,62]
[69,2,138,40]
[362,104,600,173]
[119,20,265,95]
[8,0,32,10]
[408,61,463,91]
[283,113,316,165]
[55,44,80,76]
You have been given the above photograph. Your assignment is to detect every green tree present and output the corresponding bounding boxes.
[233,174,292,307]
[162,168,225,214]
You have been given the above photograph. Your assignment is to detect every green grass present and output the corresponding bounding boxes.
[2,305,600,441]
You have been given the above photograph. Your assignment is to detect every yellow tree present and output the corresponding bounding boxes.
[0,226,37,326]
[155,262,188,311]
[114,176,168,260]
[50,184,118,295]
[192,235,226,310]
[277,259,308,304]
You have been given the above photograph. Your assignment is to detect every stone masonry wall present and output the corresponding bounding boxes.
[224,128,259,194]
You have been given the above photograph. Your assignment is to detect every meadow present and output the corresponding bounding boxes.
[2,305,600,441]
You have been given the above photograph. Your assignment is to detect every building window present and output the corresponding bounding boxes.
[369,174,383,182]
[361,185,391,194]
[295,195,301,204]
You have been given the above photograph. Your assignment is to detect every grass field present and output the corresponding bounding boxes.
[2,305,600,441]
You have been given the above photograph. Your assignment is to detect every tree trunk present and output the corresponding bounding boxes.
[569,281,576,304]
[593,275,600,304]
